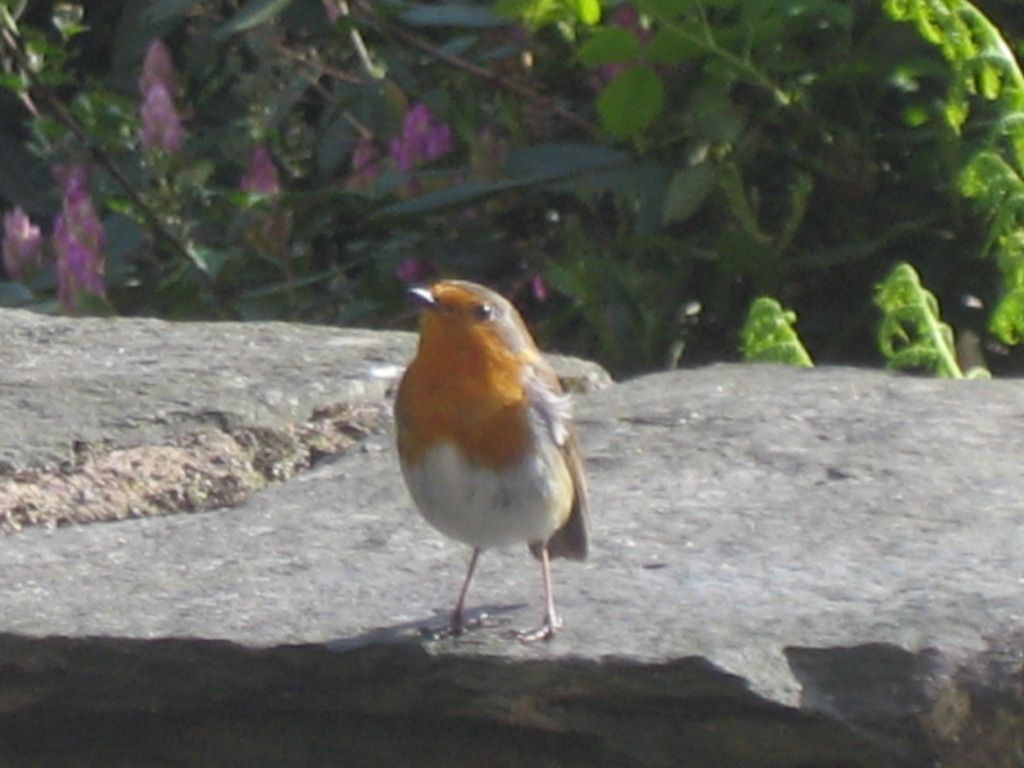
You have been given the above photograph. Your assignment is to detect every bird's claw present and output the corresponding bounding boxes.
[514,612,562,643]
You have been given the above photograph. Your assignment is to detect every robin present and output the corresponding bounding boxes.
[394,280,589,641]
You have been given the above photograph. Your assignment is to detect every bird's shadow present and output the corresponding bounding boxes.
[325,603,526,653]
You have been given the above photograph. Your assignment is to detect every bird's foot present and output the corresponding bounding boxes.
[419,609,490,640]
[514,612,562,643]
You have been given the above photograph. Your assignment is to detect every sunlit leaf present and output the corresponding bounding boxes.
[874,262,969,378]
[740,296,814,367]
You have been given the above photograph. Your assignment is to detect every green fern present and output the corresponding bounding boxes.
[885,0,1024,347]
[874,262,989,378]
[740,297,813,367]
[885,0,1024,134]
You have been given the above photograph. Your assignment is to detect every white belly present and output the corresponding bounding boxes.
[400,440,571,549]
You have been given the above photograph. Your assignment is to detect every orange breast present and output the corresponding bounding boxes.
[396,325,533,470]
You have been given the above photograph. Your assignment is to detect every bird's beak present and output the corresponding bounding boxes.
[407,286,438,310]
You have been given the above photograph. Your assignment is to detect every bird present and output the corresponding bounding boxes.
[394,279,589,641]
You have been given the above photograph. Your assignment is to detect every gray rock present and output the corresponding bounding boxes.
[0,308,608,530]
[0,309,1021,767]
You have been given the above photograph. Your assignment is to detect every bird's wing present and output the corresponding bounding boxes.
[525,357,589,562]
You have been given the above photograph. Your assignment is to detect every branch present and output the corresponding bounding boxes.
[353,1,597,136]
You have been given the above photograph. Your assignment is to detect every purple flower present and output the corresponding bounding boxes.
[241,145,282,195]
[2,207,44,280]
[389,103,454,172]
[52,163,106,311]
[139,83,184,153]
[139,39,178,97]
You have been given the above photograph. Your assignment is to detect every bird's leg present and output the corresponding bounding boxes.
[450,547,481,635]
[517,543,561,642]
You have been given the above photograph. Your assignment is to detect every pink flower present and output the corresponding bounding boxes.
[52,163,106,311]
[139,83,184,153]
[2,206,44,280]
[389,103,453,172]
[240,146,291,260]
[241,145,282,195]
[346,137,382,191]
[139,40,178,96]
[53,162,89,201]
[395,257,432,285]
[138,40,184,153]
[531,274,548,302]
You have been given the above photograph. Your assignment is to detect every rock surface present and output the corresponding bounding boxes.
[0,308,1021,767]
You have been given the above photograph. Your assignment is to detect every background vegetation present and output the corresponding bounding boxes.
[2,0,1024,379]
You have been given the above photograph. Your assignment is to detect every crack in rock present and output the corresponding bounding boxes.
[0,403,386,534]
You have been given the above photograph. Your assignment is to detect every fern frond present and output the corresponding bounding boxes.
[874,262,973,378]
[740,297,814,367]
[887,0,1024,352]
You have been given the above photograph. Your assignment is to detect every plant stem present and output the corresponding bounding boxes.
[352,0,597,136]
[645,1,790,105]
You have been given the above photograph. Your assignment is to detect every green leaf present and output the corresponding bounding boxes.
[144,0,206,25]
[578,27,642,66]
[874,262,969,378]
[661,163,715,224]
[495,0,598,29]
[0,132,54,212]
[990,287,1024,345]
[379,179,523,217]
[3,0,28,21]
[0,281,35,307]
[51,3,87,39]
[104,215,147,281]
[215,0,296,37]
[717,162,769,243]
[187,245,231,278]
[0,71,25,93]
[648,26,702,65]
[597,66,664,139]
[779,0,853,29]
[777,172,813,251]
[638,0,697,16]
[74,291,117,317]
[503,142,631,179]
[399,4,507,27]
[740,297,813,367]
[380,143,630,217]
[568,0,601,25]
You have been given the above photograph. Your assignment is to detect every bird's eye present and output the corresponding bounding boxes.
[472,302,493,321]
